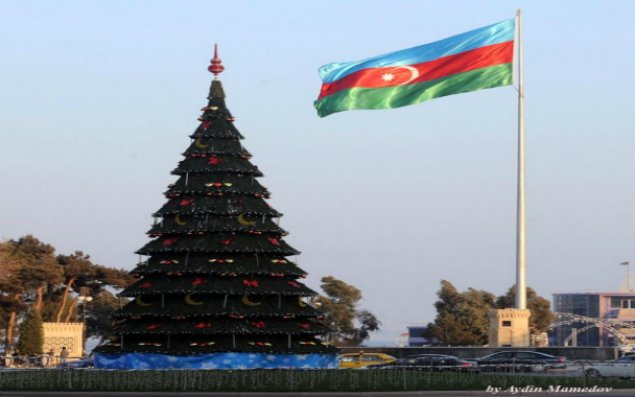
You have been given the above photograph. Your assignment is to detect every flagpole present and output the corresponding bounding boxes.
[515,9,527,310]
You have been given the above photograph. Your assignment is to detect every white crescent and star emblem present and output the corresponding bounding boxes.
[380,66,420,85]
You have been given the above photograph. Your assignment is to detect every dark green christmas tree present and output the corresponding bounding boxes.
[95,46,336,364]
[16,310,44,356]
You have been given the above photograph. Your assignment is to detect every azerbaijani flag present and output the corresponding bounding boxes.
[314,19,515,118]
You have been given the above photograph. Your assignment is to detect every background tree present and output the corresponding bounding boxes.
[86,290,129,344]
[0,236,60,349]
[496,286,553,334]
[12,235,63,312]
[1,235,135,348]
[0,241,25,349]
[16,310,44,355]
[462,287,496,343]
[55,251,99,322]
[426,280,554,345]
[315,276,381,346]
[350,309,381,345]
[426,280,495,346]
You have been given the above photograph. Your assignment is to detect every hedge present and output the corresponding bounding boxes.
[0,369,632,392]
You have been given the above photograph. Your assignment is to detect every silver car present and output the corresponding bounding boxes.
[585,355,635,378]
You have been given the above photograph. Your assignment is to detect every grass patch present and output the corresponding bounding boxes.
[0,369,634,392]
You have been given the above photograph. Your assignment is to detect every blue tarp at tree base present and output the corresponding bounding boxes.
[94,352,337,369]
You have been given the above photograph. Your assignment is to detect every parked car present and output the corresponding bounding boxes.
[403,353,458,359]
[338,352,396,369]
[475,351,566,372]
[584,355,635,378]
[368,355,477,372]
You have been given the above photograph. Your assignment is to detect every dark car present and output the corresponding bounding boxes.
[404,353,457,359]
[368,355,477,372]
[475,351,566,372]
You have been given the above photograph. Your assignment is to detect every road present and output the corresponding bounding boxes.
[0,391,633,397]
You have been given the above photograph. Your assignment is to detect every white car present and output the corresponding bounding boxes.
[585,355,635,378]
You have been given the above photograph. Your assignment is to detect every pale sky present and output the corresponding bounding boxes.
[1,1,634,345]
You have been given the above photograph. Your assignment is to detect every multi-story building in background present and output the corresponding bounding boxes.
[407,326,431,347]
[552,292,635,346]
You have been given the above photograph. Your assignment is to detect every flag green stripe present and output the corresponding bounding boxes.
[314,63,512,117]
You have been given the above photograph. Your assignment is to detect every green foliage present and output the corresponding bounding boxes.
[316,276,381,346]
[57,251,99,288]
[87,291,129,343]
[427,280,495,346]
[16,310,44,355]
[13,235,63,292]
[0,243,22,310]
[1,235,135,348]
[427,280,553,345]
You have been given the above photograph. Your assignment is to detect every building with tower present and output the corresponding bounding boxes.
[93,46,337,369]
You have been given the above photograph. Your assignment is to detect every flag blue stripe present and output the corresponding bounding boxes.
[318,18,515,84]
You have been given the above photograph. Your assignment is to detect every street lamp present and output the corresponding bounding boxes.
[77,291,93,357]
[621,261,631,292]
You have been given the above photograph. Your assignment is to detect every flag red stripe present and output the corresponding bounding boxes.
[318,41,514,100]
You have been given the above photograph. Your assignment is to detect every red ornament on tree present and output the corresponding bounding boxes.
[139,282,153,289]
[219,237,233,246]
[162,238,178,247]
[192,277,207,286]
[180,198,193,206]
[267,237,280,246]
[242,279,259,287]
[146,323,162,331]
[251,321,266,329]
[194,322,213,329]
[208,156,221,166]
[287,281,301,288]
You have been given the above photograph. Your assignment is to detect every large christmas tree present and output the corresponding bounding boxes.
[94,47,337,369]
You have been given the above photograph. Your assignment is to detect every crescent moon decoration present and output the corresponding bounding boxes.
[237,214,257,227]
[194,138,209,149]
[297,297,307,308]
[184,293,203,306]
[174,214,187,227]
[241,294,262,306]
[391,65,420,86]
[136,296,152,307]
